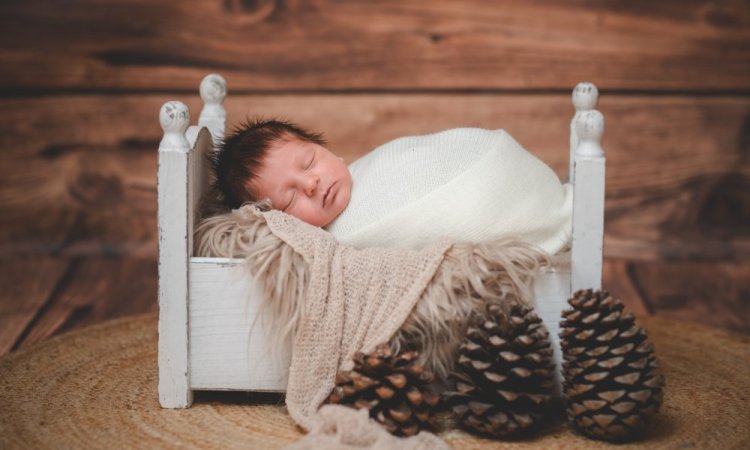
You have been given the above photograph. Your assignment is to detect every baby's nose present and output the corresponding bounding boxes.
[304,176,320,196]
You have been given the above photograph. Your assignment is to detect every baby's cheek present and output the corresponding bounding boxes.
[296,203,327,227]
[338,184,353,212]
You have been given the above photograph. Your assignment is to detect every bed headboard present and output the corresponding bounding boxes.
[156,75,226,407]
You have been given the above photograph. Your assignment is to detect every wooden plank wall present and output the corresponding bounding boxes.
[1,0,748,356]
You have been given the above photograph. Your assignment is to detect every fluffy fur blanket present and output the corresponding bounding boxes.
[195,201,550,447]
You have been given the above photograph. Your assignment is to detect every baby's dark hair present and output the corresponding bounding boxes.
[212,118,326,209]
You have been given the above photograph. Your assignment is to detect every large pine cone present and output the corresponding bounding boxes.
[560,288,665,441]
[446,302,556,437]
[327,343,440,437]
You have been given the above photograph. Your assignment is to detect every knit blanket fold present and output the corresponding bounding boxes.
[325,128,573,255]
[251,206,452,432]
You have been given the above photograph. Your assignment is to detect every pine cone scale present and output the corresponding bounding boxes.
[610,401,637,414]
[376,386,395,399]
[597,390,626,402]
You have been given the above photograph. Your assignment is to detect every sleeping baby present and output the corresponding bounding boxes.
[212,118,573,255]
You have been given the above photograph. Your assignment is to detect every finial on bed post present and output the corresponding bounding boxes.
[576,110,604,157]
[198,73,227,140]
[157,100,193,408]
[569,82,599,183]
[159,101,190,152]
[571,106,605,294]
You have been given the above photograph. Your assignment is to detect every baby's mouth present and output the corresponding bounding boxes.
[323,181,337,207]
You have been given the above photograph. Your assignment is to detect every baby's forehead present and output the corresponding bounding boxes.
[249,140,309,193]
[267,137,314,158]
[252,139,312,183]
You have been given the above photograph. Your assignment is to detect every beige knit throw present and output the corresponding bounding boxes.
[258,207,451,429]
[285,404,450,450]
[196,202,453,448]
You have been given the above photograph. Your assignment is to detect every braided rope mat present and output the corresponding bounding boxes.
[1,313,748,449]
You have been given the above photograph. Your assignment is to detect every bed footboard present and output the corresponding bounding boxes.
[532,82,605,396]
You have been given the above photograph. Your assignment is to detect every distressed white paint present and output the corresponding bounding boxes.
[185,125,201,148]
[156,76,606,406]
[571,109,606,293]
[532,267,572,399]
[189,258,290,390]
[198,73,227,141]
[569,82,599,184]
[157,101,193,408]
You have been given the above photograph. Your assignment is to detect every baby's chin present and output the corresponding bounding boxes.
[329,181,352,224]
[321,204,347,228]
[309,203,349,228]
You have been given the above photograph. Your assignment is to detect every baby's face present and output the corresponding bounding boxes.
[248,138,352,227]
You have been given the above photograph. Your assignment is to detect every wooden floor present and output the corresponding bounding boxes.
[1,1,749,358]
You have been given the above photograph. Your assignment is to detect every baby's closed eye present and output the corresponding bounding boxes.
[283,193,296,211]
[305,152,315,169]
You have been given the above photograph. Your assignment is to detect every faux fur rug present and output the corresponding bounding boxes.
[194,201,550,448]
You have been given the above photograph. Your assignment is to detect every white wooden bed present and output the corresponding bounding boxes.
[157,74,606,409]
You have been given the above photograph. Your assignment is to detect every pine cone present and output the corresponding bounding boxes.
[446,302,556,438]
[327,343,440,437]
[560,288,665,441]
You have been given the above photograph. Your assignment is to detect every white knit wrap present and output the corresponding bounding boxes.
[326,128,573,255]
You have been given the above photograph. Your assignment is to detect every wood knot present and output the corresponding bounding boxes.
[428,33,443,43]
[223,0,277,23]
[696,172,750,238]
[703,5,742,29]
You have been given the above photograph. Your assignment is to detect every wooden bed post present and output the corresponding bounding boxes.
[157,101,193,408]
[570,107,606,293]
[198,73,227,140]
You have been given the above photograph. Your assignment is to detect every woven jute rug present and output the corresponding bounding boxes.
[1,313,749,449]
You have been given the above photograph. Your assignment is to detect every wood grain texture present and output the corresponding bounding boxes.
[630,260,750,335]
[1,0,749,92]
[13,257,157,351]
[601,258,651,317]
[0,96,159,257]
[0,257,69,355]
[1,94,748,260]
